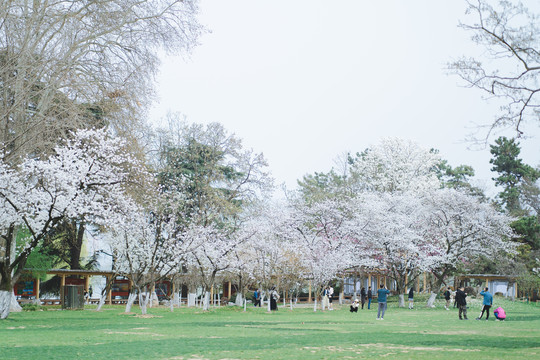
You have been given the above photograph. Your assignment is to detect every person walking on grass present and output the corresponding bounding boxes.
[455,286,468,320]
[322,286,329,311]
[476,287,493,321]
[360,287,366,309]
[253,289,261,307]
[408,287,414,309]
[444,287,452,310]
[376,284,390,320]
[367,286,372,309]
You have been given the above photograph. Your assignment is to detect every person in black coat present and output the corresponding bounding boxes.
[408,288,414,309]
[455,287,468,320]
[360,287,366,309]
[367,286,373,309]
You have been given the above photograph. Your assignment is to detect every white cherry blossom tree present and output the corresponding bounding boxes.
[422,188,517,307]
[0,129,143,319]
[349,137,441,194]
[109,206,201,314]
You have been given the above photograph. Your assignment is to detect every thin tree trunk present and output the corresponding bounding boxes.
[125,292,137,313]
[398,294,405,308]
[149,290,158,308]
[69,221,85,270]
[426,292,437,308]
[96,292,107,311]
[313,298,317,312]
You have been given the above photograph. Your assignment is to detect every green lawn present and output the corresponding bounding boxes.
[1,298,539,359]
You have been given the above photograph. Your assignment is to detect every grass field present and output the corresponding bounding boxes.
[1,298,539,359]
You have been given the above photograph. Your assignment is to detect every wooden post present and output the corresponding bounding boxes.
[308,281,312,303]
[36,278,40,300]
[60,274,66,307]
[368,274,371,289]
[85,276,90,293]
[228,282,232,298]
[210,286,214,306]
[107,276,112,305]
[485,278,489,289]
[423,273,427,293]
[405,273,408,289]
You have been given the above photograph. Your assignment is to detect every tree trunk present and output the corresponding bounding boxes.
[172,291,180,307]
[188,293,196,307]
[69,221,85,270]
[426,292,437,308]
[96,293,107,311]
[139,292,148,315]
[150,290,159,308]
[0,290,11,320]
[125,292,137,313]
[203,291,210,311]
[398,294,405,308]
[235,292,243,307]
[10,293,22,312]
[0,226,15,319]
[313,298,317,312]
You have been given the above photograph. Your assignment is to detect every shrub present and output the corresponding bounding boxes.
[21,303,47,311]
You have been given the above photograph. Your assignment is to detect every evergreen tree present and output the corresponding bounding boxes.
[490,137,540,215]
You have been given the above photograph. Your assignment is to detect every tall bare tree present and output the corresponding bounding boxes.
[450,0,540,139]
[0,0,203,161]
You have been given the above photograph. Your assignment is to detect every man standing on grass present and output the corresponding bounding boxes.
[476,287,493,321]
[367,286,372,309]
[376,284,390,320]
[455,286,468,320]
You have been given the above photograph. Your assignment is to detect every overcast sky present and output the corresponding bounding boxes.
[149,0,540,197]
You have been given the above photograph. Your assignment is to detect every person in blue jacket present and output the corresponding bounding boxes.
[476,287,493,321]
[376,284,390,320]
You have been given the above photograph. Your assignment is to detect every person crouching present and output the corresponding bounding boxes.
[350,299,360,313]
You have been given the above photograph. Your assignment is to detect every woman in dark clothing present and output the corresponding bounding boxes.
[408,288,414,309]
[270,287,279,311]
[360,287,366,309]
[367,286,373,309]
